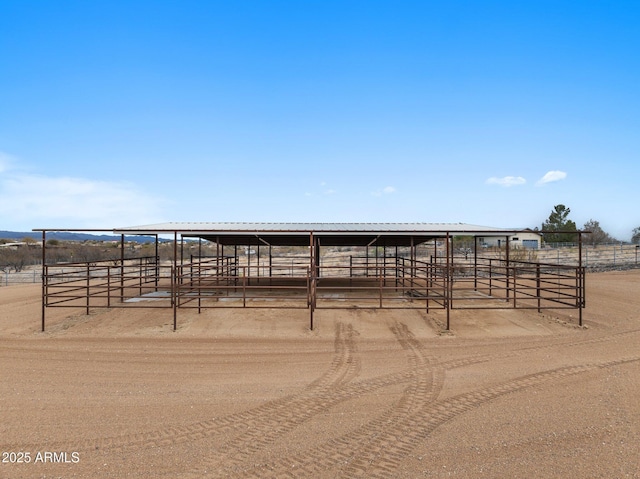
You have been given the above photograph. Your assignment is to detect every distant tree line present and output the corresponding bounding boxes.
[0,239,220,273]
[538,204,638,245]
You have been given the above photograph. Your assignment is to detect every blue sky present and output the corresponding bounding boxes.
[1,1,638,240]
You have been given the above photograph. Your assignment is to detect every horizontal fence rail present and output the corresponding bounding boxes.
[450,257,585,312]
[1,269,41,286]
[39,251,588,331]
[175,262,311,310]
[313,262,448,311]
[43,257,173,312]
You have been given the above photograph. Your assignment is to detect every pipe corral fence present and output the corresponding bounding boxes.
[35,223,587,332]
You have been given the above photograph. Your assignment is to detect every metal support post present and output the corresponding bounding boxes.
[120,234,125,303]
[446,232,451,331]
[173,231,178,331]
[578,232,584,327]
[41,231,46,332]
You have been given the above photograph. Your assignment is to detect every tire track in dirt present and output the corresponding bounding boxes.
[111,322,361,456]
[5,322,360,456]
[225,356,640,479]
[176,322,362,476]
[336,322,442,478]
[211,323,640,477]
[7,325,638,468]
[354,356,640,479]
[217,320,442,478]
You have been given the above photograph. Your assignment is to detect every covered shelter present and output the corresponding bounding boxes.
[35,222,587,332]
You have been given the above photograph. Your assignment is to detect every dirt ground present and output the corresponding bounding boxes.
[1,270,639,478]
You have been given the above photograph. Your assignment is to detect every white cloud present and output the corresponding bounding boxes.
[0,170,167,230]
[485,176,527,187]
[372,185,396,197]
[536,170,567,186]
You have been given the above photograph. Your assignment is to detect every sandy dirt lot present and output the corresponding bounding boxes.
[1,270,639,478]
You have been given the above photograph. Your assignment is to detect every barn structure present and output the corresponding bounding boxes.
[35,222,587,332]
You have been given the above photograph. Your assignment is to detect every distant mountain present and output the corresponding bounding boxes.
[0,231,162,243]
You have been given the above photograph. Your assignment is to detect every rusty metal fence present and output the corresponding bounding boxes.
[451,257,585,312]
[40,253,586,331]
[43,256,172,315]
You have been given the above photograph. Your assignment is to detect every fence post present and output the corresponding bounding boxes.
[488,258,493,296]
[512,264,517,308]
[536,264,541,313]
[86,263,90,315]
[445,232,451,331]
[579,235,584,327]
[107,265,111,308]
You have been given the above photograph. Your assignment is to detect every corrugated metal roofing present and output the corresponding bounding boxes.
[111,222,524,247]
[114,222,517,234]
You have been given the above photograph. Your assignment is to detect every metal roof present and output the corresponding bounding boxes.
[113,222,524,247]
[114,222,517,233]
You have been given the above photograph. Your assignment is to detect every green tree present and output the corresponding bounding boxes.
[540,204,577,244]
[582,219,616,245]
[632,227,640,244]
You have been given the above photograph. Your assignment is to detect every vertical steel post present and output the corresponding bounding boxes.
[41,231,46,332]
[138,256,143,296]
[395,245,399,290]
[180,237,184,280]
[505,235,510,302]
[349,255,353,290]
[247,242,251,286]
[365,243,369,277]
[120,234,125,303]
[309,231,315,331]
[107,265,111,308]
[383,244,387,287]
[536,263,541,313]
[234,245,238,292]
[154,234,159,289]
[489,258,493,296]
[473,236,478,291]
[410,236,415,294]
[217,237,221,288]
[242,271,246,307]
[375,241,379,278]
[578,232,583,327]
[198,238,202,314]
[512,258,517,308]
[446,232,451,331]
[316,237,321,278]
[86,263,90,315]
[173,231,178,331]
